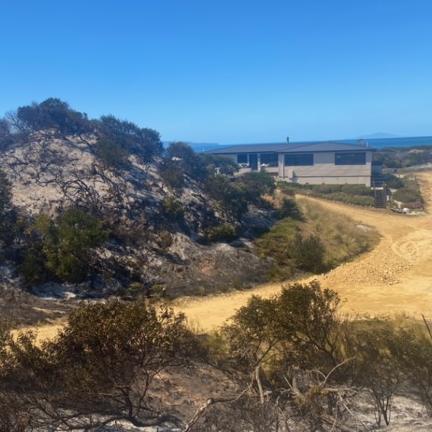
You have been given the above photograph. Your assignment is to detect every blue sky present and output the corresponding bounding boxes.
[1,0,431,143]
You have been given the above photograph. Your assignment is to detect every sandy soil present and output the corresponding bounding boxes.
[173,171,432,332]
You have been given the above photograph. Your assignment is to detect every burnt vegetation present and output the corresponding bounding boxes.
[1,283,432,431]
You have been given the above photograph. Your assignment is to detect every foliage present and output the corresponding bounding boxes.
[159,159,185,189]
[383,173,404,189]
[0,119,14,151]
[237,171,275,205]
[16,98,92,135]
[276,197,303,220]
[204,223,237,242]
[0,170,17,250]
[392,178,423,207]
[94,137,130,169]
[346,319,402,426]
[21,209,107,284]
[223,281,342,373]
[96,115,162,163]
[256,200,377,280]
[165,142,208,181]
[199,153,238,176]
[388,325,432,413]
[291,233,327,273]
[161,196,184,222]
[205,175,248,218]
[0,301,199,430]
[278,182,375,207]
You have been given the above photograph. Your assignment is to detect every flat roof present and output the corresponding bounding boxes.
[206,140,376,154]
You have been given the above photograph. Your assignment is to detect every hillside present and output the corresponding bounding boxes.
[0,99,277,301]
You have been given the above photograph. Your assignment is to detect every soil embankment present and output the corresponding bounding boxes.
[174,171,432,331]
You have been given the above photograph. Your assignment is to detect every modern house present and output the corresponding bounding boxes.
[207,140,377,187]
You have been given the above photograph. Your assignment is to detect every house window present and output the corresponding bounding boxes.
[260,153,278,167]
[335,152,366,165]
[284,153,314,166]
[237,153,248,164]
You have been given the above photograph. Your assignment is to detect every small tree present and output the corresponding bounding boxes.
[0,301,200,430]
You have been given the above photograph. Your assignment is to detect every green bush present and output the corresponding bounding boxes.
[276,197,303,220]
[94,137,130,169]
[291,233,327,273]
[97,115,162,163]
[237,171,275,204]
[159,160,185,190]
[16,98,92,135]
[383,173,404,189]
[0,170,17,249]
[205,175,248,219]
[392,179,423,207]
[21,209,108,284]
[161,197,184,222]
[205,223,237,242]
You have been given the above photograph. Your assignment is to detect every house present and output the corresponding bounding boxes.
[206,140,377,187]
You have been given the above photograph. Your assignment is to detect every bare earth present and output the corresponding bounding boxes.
[174,171,432,332]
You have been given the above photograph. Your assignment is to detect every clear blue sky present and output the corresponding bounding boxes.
[1,0,431,143]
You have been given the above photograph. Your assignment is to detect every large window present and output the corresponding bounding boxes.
[260,152,278,167]
[237,153,248,164]
[335,152,366,165]
[284,153,314,166]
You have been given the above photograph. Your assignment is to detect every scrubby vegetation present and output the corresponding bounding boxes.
[391,176,423,209]
[21,209,108,284]
[278,182,376,207]
[375,146,432,169]
[2,282,432,431]
[255,199,378,280]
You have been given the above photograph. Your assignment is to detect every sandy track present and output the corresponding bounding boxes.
[174,172,432,331]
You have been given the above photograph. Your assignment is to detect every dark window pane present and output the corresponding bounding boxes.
[237,153,248,164]
[284,153,314,166]
[335,152,366,165]
[260,153,278,167]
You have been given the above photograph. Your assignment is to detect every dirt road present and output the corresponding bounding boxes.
[174,172,432,331]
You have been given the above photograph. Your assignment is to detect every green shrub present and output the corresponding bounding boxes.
[291,233,327,273]
[205,175,248,218]
[0,170,17,249]
[276,197,303,220]
[383,173,404,189]
[392,179,423,207]
[237,171,275,204]
[205,223,237,242]
[159,160,185,190]
[21,209,108,284]
[16,98,92,135]
[97,115,162,163]
[94,137,130,169]
[161,197,184,222]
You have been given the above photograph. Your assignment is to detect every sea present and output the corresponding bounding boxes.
[345,136,432,149]
[189,136,432,153]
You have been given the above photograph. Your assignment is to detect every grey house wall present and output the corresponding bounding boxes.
[280,151,373,186]
[221,151,373,186]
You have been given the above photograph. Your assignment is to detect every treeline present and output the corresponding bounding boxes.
[1,282,432,431]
